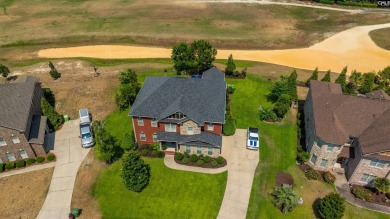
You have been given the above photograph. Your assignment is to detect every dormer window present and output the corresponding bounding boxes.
[168,112,186,120]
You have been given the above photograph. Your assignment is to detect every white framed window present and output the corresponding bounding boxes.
[165,123,176,132]
[138,118,144,126]
[360,174,377,183]
[11,135,20,144]
[197,146,202,154]
[207,123,214,131]
[151,118,157,127]
[0,137,6,146]
[310,154,317,165]
[187,127,193,135]
[320,159,328,167]
[153,133,157,142]
[19,150,28,159]
[327,145,334,152]
[6,152,16,162]
[208,147,213,155]
[369,159,386,168]
[140,132,146,141]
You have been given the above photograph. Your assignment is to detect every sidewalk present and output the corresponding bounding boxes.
[334,172,390,215]
[164,155,227,174]
[0,162,55,178]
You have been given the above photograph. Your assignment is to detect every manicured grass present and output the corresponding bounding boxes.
[93,158,227,219]
[370,28,390,51]
[104,108,133,145]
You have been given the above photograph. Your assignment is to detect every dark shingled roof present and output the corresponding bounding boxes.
[309,80,390,155]
[129,67,226,124]
[0,76,39,131]
[157,131,222,147]
[28,115,47,144]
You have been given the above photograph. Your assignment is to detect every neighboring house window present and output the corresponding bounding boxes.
[151,118,157,127]
[11,135,20,144]
[0,137,6,146]
[138,118,144,126]
[360,174,377,183]
[153,133,157,142]
[310,154,317,165]
[369,159,386,168]
[208,147,213,155]
[320,159,328,167]
[6,152,16,162]
[327,145,334,152]
[19,150,28,159]
[186,146,191,153]
[140,132,146,141]
[207,123,214,131]
[165,124,176,132]
[187,127,193,135]
[197,146,202,154]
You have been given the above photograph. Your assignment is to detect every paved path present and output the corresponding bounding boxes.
[164,155,227,174]
[334,172,390,215]
[0,162,55,178]
[37,120,91,219]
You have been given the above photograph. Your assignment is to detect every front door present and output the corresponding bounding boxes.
[166,142,177,149]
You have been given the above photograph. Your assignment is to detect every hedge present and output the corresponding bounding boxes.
[5,162,15,170]
[352,188,373,202]
[223,114,236,136]
[0,163,4,172]
[337,1,377,7]
[27,158,36,165]
[37,156,45,163]
[41,98,64,130]
[16,160,25,168]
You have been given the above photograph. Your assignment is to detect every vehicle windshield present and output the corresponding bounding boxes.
[249,136,258,141]
[82,133,92,139]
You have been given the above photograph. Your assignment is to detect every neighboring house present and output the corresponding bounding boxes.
[129,67,226,157]
[304,80,390,186]
[0,76,47,163]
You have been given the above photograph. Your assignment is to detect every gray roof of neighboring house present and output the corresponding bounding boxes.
[129,67,226,124]
[28,115,47,144]
[157,131,222,147]
[0,76,39,131]
[309,80,390,155]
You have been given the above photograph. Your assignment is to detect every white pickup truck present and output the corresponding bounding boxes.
[247,127,259,150]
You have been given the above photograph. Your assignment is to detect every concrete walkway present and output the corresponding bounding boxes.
[334,172,390,215]
[37,120,91,219]
[0,162,55,178]
[164,155,227,174]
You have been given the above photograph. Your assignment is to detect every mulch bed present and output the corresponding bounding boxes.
[137,148,165,158]
[298,163,328,182]
[350,184,390,207]
[276,172,294,187]
[174,156,227,169]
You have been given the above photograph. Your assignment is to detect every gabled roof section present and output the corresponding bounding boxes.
[157,131,222,147]
[202,67,225,81]
[129,68,226,124]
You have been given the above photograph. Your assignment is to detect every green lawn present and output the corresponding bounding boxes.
[93,158,227,219]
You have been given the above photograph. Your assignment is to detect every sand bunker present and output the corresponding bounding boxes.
[38,23,390,73]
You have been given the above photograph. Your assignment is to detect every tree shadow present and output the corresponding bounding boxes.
[312,198,321,219]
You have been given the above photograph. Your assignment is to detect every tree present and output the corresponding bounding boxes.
[349,70,363,87]
[93,122,123,163]
[122,153,150,192]
[225,54,237,76]
[272,186,299,214]
[335,66,348,93]
[41,98,64,130]
[0,64,10,78]
[305,67,319,87]
[48,61,61,79]
[273,94,291,118]
[171,42,192,75]
[373,177,390,194]
[119,69,138,86]
[378,66,390,87]
[115,69,140,110]
[318,193,345,219]
[267,76,290,103]
[321,70,331,82]
[288,70,298,102]
[358,73,376,94]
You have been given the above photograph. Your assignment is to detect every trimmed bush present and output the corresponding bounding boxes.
[0,163,4,172]
[149,145,155,150]
[211,160,218,167]
[374,177,390,193]
[36,156,45,163]
[161,143,167,150]
[305,169,321,180]
[199,154,204,160]
[386,192,390,199]
[16,160,25,168]
[190,154,198,162]
[175,152,184,160]
[223,114,236,136]
[141,149,148,156]
[204,156,211,163]
[151,150,158,157]
[158,151,165,158]
[297,152,310,163]
[318,193,345,219]
[197,159,204,166]
[47,154,56,161]
[324,172,336,184]
[216,156,225,164]
[122,153,150,192]
[184,152,190,158]
[41,98,64,130]
[27,158,36,165]
[5,162,15,170]
[182,157,190,164]
[297,145,304,153]
[352,188,373,202]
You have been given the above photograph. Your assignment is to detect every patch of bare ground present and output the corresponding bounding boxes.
[0,168,54,219]
[369,27,390,51]
[71,149,106,219]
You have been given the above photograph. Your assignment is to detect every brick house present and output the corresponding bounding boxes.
[129,67,226,157]
[304,80,390,186]
[0,76,47,163]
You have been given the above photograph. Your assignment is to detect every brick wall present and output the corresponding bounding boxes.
[0,127,36,162]
[133,117,158,144]
[205,123,222,135]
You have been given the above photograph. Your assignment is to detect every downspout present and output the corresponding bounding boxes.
[131,117,137,143]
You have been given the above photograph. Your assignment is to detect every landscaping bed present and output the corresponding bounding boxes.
[174,152,227,169]
[298,163,335,184]
[137,144,165,158]
[276,172,294,187]
[0,153,56,173]
[350,184,390,207]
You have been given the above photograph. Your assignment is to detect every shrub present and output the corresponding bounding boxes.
[324,172,336,184]
[161,143,167,150]
[227,84,236,94]
[36,156,45,163]
[26,158,36,165]
[151,150,158,157]
[141,149,148,156]
[259,106,277,122]
[158,151,165,158]
[216,156,225,164]
[204,156,211,163]
[211,160,218,167]
[5,162,15,170]
[374,177,390,194]
[297,152,310,163]
[352,188,373,202]
[16,160,25,168]
[272,186,299,214]
[47,154,56,161]
[122,133,135,150]
[305,169,321,180]
[41,98,64,130]
[197,159,204,166]
[149,145,155,150]
[319,0,334,4]
[190,154,198,162]
[175,152,184,160]
[386,192,390,199]
[199,154,204,160]
[297,145,304,153]
[122,153,150,192]
[182,157,190,164]
[318,193,345,219]
[0,163,4,172]
[223,114,236,136]
[184,152,190,158]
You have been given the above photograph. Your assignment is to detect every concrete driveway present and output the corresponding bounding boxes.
[217,129,259,219]
[37,120,91,219]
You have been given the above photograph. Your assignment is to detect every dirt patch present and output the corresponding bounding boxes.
[276,172,294,187]
[71,149,107,219]
[0,167,54,219]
